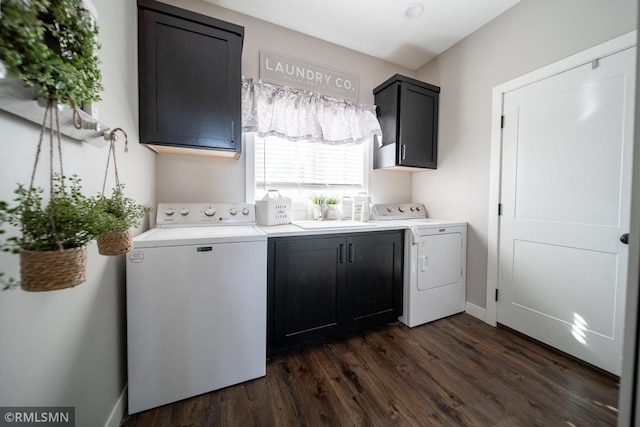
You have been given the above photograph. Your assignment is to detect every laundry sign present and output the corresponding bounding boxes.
[259,51,359,102]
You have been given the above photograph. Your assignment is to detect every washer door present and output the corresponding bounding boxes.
[417,232,463,290]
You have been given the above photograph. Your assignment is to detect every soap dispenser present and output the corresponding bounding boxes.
[360,200,369,222]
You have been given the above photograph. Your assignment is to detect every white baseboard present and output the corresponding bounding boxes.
[104,385,127,427]
[465,302,487,323]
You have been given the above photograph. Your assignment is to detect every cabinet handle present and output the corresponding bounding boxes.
[349,243,354,263]
[339,244,345,263]
[401,144,406,160]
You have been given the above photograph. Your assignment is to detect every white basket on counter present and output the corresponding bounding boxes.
[256,190,292,225]
[340,196,353,220]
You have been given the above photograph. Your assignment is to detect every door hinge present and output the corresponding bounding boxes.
[498,203,502,216]
[495,288,499,302]
[500,115,505,129]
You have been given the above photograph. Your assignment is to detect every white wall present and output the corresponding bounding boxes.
[414,0,638,311]
[156,0,415,205]
[0,0,155,425]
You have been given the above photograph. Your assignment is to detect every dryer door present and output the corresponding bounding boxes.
[417,232,463,290]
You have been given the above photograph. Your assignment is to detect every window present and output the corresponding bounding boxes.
[246,134,369,211]
[241,80,379,213]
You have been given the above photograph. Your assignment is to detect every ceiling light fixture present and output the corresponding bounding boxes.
[405,2,424,19]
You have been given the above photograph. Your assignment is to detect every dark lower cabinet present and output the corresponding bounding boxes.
[267,230,404,356]
[345,232,404,332]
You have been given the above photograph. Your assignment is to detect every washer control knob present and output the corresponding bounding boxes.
[180,208,190,216]
[229,208,238,216]
[204,207,216,217]
[410,207,415,211]
[415,206,421,211]
[387,207,394,213]
[242,207,250,216]
[398,206,406,213]
[164,208,175,216]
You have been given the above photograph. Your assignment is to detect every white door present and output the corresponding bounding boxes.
[497,46,635,375]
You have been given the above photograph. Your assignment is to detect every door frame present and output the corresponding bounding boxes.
[485,30,638,327]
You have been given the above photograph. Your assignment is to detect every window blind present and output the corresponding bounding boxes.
[255,136,365,190]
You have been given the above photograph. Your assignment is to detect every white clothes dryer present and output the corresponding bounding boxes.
[373,204,467,327]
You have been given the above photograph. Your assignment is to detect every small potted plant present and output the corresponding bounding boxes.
[91,185,153,256]
[323,197,339,220]
[0,174,99,291]
[309,195,339,220]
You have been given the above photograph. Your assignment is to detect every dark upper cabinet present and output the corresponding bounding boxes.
[373,74,440,170]
[138,0,243,157]
[267,230,404,356]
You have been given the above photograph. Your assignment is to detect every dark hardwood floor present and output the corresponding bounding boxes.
[121,313,619,426]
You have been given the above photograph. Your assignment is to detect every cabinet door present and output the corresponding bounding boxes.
[398,83,438,168]
[138,7,242,152]
[345,231,404,331]
[376,82,400,148]
[270,236,346,351]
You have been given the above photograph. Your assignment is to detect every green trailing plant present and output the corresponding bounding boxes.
[91,185,153,236]
[0,174,98,253]
[0,0,102,105]
[310,195,339,205]
[324,197,339,205]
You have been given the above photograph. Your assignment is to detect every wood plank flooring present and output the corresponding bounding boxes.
[121,314,619,426]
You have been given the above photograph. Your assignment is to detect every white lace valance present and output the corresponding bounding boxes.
[241,79,381,145]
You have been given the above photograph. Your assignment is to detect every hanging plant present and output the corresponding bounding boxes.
[0,174,99,291]
[0,103,100,291]
[91,129,153,256]
[0,0,102,105]
[0,1,106,291]
[91,185,153,256]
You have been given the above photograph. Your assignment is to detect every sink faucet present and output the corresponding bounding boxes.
[317,198,325,221]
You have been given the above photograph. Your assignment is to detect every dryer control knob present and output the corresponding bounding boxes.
[180,208,190,216]
[387,207,394,213]
[242,207,250,216]
[204,207,216,217]
[229,208,238,216]
[399,206,406,213]
[164,208,175,216]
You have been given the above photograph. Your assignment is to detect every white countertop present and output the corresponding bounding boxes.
[259,220,407,237]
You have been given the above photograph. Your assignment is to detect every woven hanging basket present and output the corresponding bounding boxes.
[97,229,133,256]
[20,246,88,292]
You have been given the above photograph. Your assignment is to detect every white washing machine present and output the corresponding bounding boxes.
[126,203,267,414]
[373,203,467,327]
